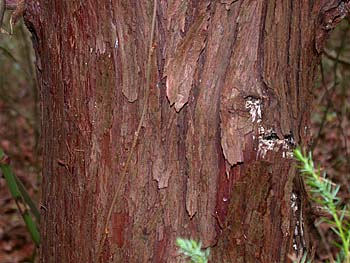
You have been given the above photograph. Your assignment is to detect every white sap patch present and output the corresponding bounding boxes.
[290,192,298,213]
[245,97,294,159]
[256,127,294,159]
[291,191,299,253]
[257,137,275,158]
[290,191,306,256]
[245,97,262,123]
[257,127,275,158]
[114,37,119,49]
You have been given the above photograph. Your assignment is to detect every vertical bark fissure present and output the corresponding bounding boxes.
[285,0,293,132]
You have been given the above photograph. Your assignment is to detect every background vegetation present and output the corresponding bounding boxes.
[0,12,40,262]
[311,19,350,262]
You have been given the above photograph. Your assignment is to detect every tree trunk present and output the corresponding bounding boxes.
[24,0,350,262]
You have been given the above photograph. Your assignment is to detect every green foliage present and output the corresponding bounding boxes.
[0,148,40,247]
[294,148,350,263]
[176,238,210,263]
[291,252,312,263]
[299,252,311,263]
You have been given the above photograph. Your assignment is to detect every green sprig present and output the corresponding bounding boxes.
[294,148,350,263]
[176,238,210,263]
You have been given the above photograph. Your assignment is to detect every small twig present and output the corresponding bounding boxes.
[311,90,334,151]
[312,24,349,151]
[97,0,158,259]
[323,48,350,67]
[18,20,41,147]
[335,110,350,192]
[311,205,350,220]
[5,0,18,10]
[316,225,334,263]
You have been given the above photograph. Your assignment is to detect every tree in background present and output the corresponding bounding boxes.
[13,0,349,262]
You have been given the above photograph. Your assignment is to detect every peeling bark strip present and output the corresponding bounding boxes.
[165,1,210,111]
[25,0,350,262]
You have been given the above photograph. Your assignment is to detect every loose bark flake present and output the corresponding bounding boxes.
[165,1,210,112]
[220,0,264,166]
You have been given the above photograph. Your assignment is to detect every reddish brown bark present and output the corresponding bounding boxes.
[24,0,350,262]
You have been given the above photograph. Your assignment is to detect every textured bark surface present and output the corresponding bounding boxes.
[24,0,350,262]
